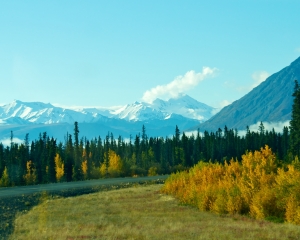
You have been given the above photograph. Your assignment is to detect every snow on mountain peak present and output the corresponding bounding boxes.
[0,100,105,125]
[149,94,215,121]
[0,95,216,125]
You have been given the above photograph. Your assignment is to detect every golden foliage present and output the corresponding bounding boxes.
[81,160,88,179]
[148,166,158,176]
[285,195,300,224]
[100,149,123,177]
[108,149,123,177]
[23,161,37,185]
[90,162,101,179]
[99,162,106,177]
[54,153,64,182]
[0,166,10,187]
[161,145,300,225]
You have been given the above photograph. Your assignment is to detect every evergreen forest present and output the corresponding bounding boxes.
[1,81,300,188]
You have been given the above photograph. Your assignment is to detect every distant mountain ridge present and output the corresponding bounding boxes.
[72,93,215,122]
[0,100,106,125]
[0,94,215,124]
[0,95,215,142]
[196,56,300,131]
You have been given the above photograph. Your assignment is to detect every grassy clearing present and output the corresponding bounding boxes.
[10,184,300,240]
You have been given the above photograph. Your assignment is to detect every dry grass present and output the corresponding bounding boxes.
[10,184,300,240]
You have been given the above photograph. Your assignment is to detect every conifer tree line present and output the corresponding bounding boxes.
[161,81,300,225]
[0,80,299,187]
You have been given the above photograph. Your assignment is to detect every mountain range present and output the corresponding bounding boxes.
[195,56,300,132]
[0,94,215,142]
[1,56,300,143]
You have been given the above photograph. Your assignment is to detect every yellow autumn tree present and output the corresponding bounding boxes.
[148,166,158,176]
[162,145,300,224]
[81,160,88,179]
[23,161,37,185]
[275,164,300,224]
[99,149,123,178]
[54,153,64,182]
[0,166,10,187]
[99,162,107,177]
[108,149,123,177]
[100,150,109,177]
[238,145,278,219]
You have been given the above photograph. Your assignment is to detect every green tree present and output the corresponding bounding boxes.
[73,122,83,180]
[47,138,57,183]
[282,126,289,161]
[289,80,300,158]
[65,133,74,182]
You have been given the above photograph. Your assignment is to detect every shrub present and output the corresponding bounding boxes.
[161,145,300,225]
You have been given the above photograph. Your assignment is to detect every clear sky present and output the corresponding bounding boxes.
[1,0,300,108]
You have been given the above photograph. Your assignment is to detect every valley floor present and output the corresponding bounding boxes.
[8,184,300,240]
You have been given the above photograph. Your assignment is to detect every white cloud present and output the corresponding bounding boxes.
[251,71,270,89]
[211,108,220,115]
[184,130,199,137]
[224,71,270,94]
[219,100,231,108]
[238,121,290,136]
[0,137,23,147]
[142,67,217,103]
[211,100,232,115]
[177,121,290,138]
[52,103,123,111]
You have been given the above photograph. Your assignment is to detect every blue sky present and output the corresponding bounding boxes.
[0,0,300,108]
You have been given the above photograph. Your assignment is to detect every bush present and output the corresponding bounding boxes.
[161,146,300,225]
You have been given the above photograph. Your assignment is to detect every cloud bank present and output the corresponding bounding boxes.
[185,121,290,139]
[251,71,270,89]
[0,137,23,147]
[142,67,217,103]
[210,100,232,115]
[238,120,290,136]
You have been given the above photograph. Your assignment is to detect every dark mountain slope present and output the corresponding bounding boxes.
[197,56,300,131]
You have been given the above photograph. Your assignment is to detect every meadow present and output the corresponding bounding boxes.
[8,183,300,240]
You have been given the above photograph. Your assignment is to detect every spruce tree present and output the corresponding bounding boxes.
[175,125,180,146]
[104,133,110,176]
[47,138,57,183]
[85,140,91,179]
[141,125,147,152]
[0,143,4,179]
[282,126,289,161]
[73,122,83,180]
[289,80,300,158]
[65,133,74,182]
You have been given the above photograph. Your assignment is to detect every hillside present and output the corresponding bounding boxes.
[197,56,300,131]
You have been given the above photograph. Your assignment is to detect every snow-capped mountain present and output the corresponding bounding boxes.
[0,95,215,142]
[0,95,215,125]
[76,94,215,122]
[0,100,107,125]
[151,94,214,121]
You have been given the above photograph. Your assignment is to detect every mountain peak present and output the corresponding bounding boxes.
[196,56,300,131]
[167,93,195,102]
[7,100,54,108]
[0,94,215,125]
[290,56,300,66]
[149,94,215,122]
[173,92,187,98]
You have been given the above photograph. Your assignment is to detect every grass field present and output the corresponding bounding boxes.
[9,184,300,240]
